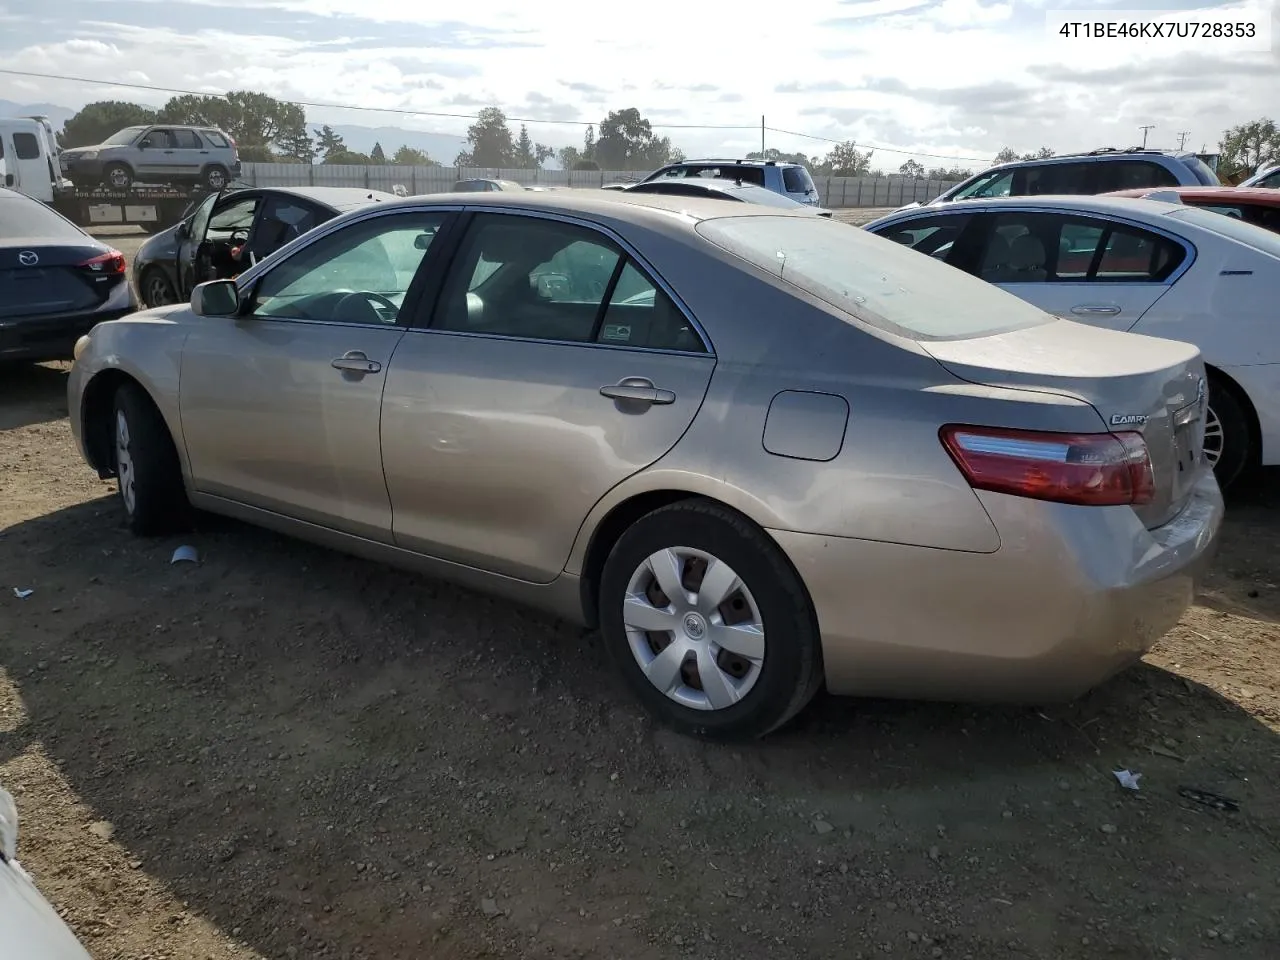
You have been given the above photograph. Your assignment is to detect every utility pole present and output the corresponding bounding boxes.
[1176,131,1191,150]
[761,116,765,158]
[1139,124,1156,148]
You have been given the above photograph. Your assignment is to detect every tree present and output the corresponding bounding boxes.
[323,149,372,165]
[583,124,596,162]
[1219,118,1280,180]
[594,108,677,170]
[313,125,346,160]
[58,101,157,149]
[392,145,435,166]
[277,127,316,164]
[747,149,813,165]
[454,107,516,167]
[899,159,926,179]
[370,142,386,164]
[557,146,582,170]
[535,143,555,168]
[159,90,307,158]
[572,159,600,171]
[820,141,874,176]
[926,165,973,180]
[515,124,535,167]
[994,145,1055,164]
[993,146,1019,165]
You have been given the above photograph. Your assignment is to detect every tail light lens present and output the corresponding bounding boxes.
[941,425,1155,507]
[79,250,126,275]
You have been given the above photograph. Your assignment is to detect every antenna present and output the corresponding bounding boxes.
[1139,124,1156,148]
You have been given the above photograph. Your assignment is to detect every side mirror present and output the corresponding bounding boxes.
[191,279,241,317]
[138,138,152,150]
[175,221,189,240]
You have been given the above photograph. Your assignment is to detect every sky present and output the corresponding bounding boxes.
[0,0,1277,172]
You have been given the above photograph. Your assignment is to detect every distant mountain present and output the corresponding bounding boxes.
[0,99,571,167]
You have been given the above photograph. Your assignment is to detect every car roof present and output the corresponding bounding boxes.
[977,149,1196,174]
[1103,186,1280,206]
[881,194,1190,219]
[662,157,807,169]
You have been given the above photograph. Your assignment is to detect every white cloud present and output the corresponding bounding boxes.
[2,0,1276,171]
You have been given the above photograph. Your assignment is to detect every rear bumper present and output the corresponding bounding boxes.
[770,471,1224,703]
[0,306,135,362]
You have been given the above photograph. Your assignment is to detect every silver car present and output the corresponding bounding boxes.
[67,191,1223,739]
[58,124,241,191]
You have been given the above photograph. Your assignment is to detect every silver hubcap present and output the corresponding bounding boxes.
[208,170,225,188]
[109,170,129,188]
[115,410,136,514]
[623,547,765,711]
[146,275,174,306]
[1203,404,1224,468]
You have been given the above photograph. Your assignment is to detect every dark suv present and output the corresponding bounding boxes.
[910,148,1220,210]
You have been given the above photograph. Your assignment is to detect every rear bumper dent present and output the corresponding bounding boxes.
[771,471,1224,703]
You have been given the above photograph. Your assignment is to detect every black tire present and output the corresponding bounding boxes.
[102,162,133,190]
[203,164,230,190]
[112,382,189,535]
[599,498,823,740]
[1206,378,1252,490]
[140,267,179,308]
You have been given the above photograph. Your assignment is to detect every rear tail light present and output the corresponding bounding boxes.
[79,250,126,275]
[941,425,1155,507]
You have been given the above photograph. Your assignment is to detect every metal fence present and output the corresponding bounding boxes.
[238,163,961,208]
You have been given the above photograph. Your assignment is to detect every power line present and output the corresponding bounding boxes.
[0,66,993,166]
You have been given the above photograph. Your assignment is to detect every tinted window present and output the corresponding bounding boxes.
[782,166,815,193]
[171,129,202,149]
[876,213,971,263]
[13,133,40,160]
[1093,160,1179,192]
[1166,204,1280,259]
[251,212,445,324]
[0,193,86,240]
[203,130,229,147]
[699,215,1052,340]
[1016,162,1090,195]
[974,212,1184,283]
[1258,170,1280,189]
[434,213,704,351]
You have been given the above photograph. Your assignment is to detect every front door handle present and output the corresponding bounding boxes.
[331,351,382,375]
[600,377,676,405]
[1070,304,1122,316]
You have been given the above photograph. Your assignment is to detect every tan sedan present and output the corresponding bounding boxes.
[68,190,1224,739]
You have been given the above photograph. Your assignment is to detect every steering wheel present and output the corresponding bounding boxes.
[334,291,399,324]
[230,228,250,246]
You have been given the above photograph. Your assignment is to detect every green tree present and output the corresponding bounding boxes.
[746,149,813,165]
[594,108,677,170]
[277,127,316,164]
[899,159,925,178]
[515,124,535,168]
[993,146,1019,165]
[557,146,582,170]
[392,145,435,166]
[927,165,972,180]
[370,142,386,164]
[454,107,516,167]
[1219,118,1280,180]
[323,149,372,165]
[583,124,596,161]
[313,125,345,160]
[994,145,1054,165]
[820,141,874,176]
[58,101,157,149]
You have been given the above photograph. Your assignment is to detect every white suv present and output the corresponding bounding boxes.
[636,158,822,206]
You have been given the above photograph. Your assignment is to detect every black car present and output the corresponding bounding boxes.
[0,187,137,363]
[132,185,397,308]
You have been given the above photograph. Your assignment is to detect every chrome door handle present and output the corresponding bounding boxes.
[1070,304,1122,316]
[600,377,676,405]
[331,351,382,374]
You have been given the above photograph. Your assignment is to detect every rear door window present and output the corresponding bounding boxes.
[171,129,202,149]
[13,133,40,160]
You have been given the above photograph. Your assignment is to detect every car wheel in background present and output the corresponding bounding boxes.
[1204,379,1252,490]
[204,165,230,190]
[598,499,823,740]
[140,268,179,308]
[112,382,189,535]
[102,163,133,190]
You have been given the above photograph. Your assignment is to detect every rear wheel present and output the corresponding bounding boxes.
[112,382,189,535]
[599,499,823,740]
[103,163,133,190]
[140,267,179,308]
[1204,379,1251,489]
[204,164,230,190]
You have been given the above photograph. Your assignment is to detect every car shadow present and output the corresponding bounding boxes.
[0,362,69,430]
[1197,466,1280,624]
[2,496,1278,957]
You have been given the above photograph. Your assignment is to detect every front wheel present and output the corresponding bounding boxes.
[140,267,179,308]
[113,382,189,535]
[1204,381,1252,490]
[599,499,823,740]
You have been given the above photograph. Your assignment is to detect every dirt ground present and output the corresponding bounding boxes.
[2,220,1278,960]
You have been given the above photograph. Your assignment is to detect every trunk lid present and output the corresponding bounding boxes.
[0,242,117,318]
[921,318,1208,529]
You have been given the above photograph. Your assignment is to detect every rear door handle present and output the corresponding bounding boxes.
[331,351,382,375]
[1070,304,1122,316]
[600,377,676,405]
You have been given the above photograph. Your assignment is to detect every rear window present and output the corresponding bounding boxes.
[202,130,229,147]
[696,215,1053,341]
[13,133,40,160]
[782,166,815,194]
[1183,155,1221,186]
[1165,205,1280,260]
[0,193,85,240]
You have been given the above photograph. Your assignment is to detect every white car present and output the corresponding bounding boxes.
[1240,164,1280,189]
[1,788,92,958]
[864,195,1280,487]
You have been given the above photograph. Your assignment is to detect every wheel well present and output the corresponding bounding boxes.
[81,369,145,478]
[103,160,134,174]
[1206,364,1262,465]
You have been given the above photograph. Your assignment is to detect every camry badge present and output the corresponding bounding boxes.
[17,251,39,266]
[1110,413,1147,426]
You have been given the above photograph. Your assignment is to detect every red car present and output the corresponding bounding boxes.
[1104,186,1280,234]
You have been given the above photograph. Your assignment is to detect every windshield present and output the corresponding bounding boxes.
[102,126,147,146]
[0,193,86,240]
[696,215,1052,340]
[1166,205,1280,260]
[948,169,1013,201]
